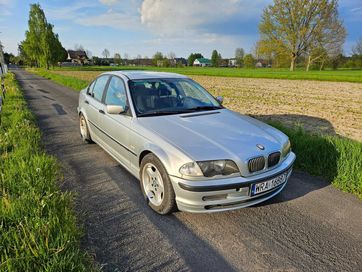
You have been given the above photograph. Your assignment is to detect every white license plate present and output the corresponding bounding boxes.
[251,172,287,196]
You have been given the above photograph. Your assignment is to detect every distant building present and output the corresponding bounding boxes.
[172,58,188,66]
[193,58,211,67]
[228,58,237,67]
[67,50,89,65]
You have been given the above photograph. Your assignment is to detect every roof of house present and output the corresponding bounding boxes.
[67,50,88,59]
[103,71,188,80]
[194,58,211,64]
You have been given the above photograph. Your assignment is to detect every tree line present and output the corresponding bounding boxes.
[6,1,362,70]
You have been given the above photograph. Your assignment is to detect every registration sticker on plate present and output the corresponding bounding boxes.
[251,172,288,196]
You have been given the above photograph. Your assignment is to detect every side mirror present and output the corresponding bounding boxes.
[216,96,223,105]
[106,105,125,114]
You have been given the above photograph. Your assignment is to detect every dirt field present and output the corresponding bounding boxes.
[50,70,362,141]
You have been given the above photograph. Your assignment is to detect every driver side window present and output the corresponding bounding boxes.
[105,76,127,109]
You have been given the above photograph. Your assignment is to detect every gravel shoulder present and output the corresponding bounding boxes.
[14,69,362,271]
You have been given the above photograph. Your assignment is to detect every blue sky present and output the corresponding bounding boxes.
[1,0,361,58]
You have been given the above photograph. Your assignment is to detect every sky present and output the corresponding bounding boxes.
[1,0,362,59]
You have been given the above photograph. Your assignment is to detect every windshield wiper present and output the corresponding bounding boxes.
[186,105,222,112]
[137,110,189,117]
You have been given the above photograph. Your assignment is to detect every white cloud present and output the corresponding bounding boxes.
[140,0,269,36]
[76,9,141,30]
[99,0,121,5]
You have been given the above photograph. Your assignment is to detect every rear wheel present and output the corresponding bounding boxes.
[79,113,92,143]
[140,154,177,214]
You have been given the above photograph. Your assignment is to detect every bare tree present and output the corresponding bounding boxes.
[259,0,344,71]
[352,38,362,55]
[305,6,346,71]
[168,52,176,60]
[123,53,129,60]
[102,48,110,59]
[85,50,92,59]
[74,44,85,51]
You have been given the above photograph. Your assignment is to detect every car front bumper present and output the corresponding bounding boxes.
[170,152,296,213]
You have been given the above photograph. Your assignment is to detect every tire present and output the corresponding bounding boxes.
[140,153,177,214]
[79,113,92,143]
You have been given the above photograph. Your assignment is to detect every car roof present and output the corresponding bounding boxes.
[103,70,188,80]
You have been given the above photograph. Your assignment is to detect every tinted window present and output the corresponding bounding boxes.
[92,76,109,101]
[128,78,221,116]
[105,76,127,108]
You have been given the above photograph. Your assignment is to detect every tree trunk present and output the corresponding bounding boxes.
[290,53,297,71]
[306,55,311,71]
[319,60,325,71]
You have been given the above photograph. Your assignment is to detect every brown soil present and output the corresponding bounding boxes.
[52,70,362,141]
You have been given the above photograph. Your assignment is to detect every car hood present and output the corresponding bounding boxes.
[138,109,288,163]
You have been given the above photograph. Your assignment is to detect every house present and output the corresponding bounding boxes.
[193,58,211,67]
[172,58,188,66]
[228,58,237,67]
[67,50,89,65]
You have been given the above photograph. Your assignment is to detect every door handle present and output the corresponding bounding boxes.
[99,109,105,114]
[85,100,89,104]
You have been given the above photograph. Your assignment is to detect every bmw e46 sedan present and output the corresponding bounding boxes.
[77,71,295,214]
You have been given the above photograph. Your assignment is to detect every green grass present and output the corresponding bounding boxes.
[270,122,362,198]
[0,73,95,271]
[54,65,362,83]
[28,68,89,90]
[28,68,362,198]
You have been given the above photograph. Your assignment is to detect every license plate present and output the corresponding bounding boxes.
[251,172,287,196]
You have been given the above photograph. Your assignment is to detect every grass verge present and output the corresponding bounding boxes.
[0,73,95,271]
[27,68,89,90]
[52,66,362,83]
[27,69,362,198]
[270,122,362,198]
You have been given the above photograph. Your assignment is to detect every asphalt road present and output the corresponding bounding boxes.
[13,69,362,272]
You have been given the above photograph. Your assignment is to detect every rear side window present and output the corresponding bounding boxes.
[92,76,109,101]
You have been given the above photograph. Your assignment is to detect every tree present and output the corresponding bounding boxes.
[21,4,65,69]
[168,52,176,60]
[243,54,256,68]
[152,51,164,66]
[259,0,344,71]
[102,48,110,59]
[305,5,346,71]
[235,48,245,67]
[114,53,121,65]
[211,50,222,67]
[352,38,362,55]
[187,53,203,66]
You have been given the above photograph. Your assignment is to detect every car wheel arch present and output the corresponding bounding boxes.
[138,146,173,175]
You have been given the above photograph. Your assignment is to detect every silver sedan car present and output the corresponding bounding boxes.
[77,71,296,214]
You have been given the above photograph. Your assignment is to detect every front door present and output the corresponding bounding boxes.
[100,76,134,167]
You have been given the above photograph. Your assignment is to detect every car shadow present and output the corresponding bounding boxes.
[250,113,340,206]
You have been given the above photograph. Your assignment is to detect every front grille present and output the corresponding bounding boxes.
[268,152,281,168]
[248,156,265,173]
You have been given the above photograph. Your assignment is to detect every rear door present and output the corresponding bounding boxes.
[100,76,134,167]
[86,75,110,142]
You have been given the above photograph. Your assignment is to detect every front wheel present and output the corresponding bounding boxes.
[140,154,177,214]
[79,113,92,143]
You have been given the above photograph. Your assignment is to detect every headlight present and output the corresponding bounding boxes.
[198,160,239,177]
[179,159,240,178]
[281,140,291,158]
[179,162,204,177]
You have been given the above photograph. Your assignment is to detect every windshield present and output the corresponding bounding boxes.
[128,78,222,117]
